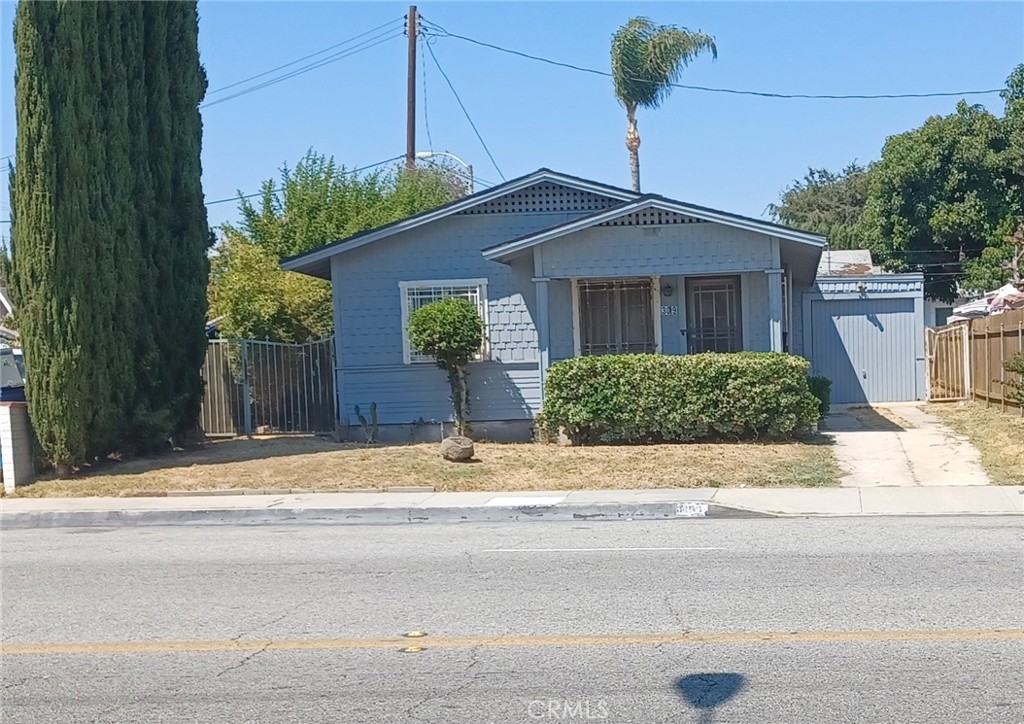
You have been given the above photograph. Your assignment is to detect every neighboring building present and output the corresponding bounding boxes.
[0,283,13,321]
[283,169,924,440]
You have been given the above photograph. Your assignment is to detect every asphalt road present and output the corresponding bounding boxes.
[2,517,1022,723]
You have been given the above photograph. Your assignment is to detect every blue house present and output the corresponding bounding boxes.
[283,169,924,440]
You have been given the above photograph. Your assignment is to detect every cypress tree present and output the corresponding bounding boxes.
[11,1,211,469]
[144,1,210,440]
[12,0,87,471]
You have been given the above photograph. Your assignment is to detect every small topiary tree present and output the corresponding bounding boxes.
[407,297,484,436]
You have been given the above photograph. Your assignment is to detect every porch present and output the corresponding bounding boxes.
[480,200,823,400]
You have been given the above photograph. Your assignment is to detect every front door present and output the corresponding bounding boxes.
[686,276,742,353]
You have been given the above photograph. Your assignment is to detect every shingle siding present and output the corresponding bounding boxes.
[537,223,775,278]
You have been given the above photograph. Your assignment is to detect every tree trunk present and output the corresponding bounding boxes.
[447,365,470,436]
[625,104,641,192]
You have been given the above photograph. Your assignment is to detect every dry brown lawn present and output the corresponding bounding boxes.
[11,435,840,497]
[928,402,1024,485]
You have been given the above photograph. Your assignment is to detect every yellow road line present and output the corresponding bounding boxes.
[2,629,1022,656]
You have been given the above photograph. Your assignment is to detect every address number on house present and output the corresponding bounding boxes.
[660,305,678,316]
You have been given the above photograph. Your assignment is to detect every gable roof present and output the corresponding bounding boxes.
[280,169,639,276]
[482,194,827,262]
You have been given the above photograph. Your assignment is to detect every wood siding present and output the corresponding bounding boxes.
[804,276,925,404]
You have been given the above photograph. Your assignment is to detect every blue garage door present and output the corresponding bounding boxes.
[810,297,919,404]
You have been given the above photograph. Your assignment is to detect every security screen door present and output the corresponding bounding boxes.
[686,276,742,353]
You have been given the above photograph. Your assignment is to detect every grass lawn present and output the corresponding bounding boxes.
[10,435,840,497]
[928,402,1024,485]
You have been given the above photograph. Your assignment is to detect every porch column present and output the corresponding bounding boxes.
[766,268,784,352]
[533,277,551,403]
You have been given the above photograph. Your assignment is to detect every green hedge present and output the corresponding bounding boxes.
[542,352,821,444]
[808,375,832,418]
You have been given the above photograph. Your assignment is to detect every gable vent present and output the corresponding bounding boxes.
[599,209,707,227]
[458,183,623,215]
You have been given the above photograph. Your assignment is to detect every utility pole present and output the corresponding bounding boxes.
[405,5,418,170]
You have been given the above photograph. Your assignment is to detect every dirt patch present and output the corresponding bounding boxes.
[927,402,1024,485]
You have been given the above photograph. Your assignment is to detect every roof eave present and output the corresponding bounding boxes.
[281,169,639,275]
[483,196,826,262]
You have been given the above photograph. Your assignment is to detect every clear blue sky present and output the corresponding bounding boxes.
[1,1,1022,237]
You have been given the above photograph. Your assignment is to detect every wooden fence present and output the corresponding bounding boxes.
[969,308,1024,412]
[928,309,1023,413]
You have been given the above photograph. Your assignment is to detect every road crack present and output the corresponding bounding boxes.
[215,642,271,678]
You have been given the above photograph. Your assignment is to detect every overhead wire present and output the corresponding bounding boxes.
[201,26,404,109]
[206,18,404,97]
[420,20,1003,101]
[423,37,506,181]
[421,38,435,153]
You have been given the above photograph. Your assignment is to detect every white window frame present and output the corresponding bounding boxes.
[399,278,489,365]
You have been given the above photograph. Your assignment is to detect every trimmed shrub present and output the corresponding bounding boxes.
[808,375,832,418]
[407,297,484,435]
[542,352,821,444]
[1005,354,1024,407]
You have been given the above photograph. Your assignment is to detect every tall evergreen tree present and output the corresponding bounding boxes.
[159,1,210,438]
[12,1,91,471]
[11,1,210,470]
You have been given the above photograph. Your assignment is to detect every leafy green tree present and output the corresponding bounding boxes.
[768,163,869,249]
[406,298,484,436]
[210,151,461,341]
[861,100,1022,301]
[1000,64,1024,177]
[611,17,716,192]
[209,233,332,343]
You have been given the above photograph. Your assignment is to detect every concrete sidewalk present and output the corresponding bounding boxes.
[2,485,1021,528]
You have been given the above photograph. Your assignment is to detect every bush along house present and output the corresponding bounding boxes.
[282,169,924,441]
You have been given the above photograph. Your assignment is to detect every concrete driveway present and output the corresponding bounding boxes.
[821,404,991,487]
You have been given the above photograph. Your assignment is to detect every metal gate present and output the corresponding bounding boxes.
[809,297,921,403]
[200,338,336,436]
[926,324,969,402]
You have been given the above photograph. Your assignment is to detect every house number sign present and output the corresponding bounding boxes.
[660,305,678,316]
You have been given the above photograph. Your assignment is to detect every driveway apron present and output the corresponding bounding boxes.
[822,404,991,487]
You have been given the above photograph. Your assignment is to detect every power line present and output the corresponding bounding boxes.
[201,28,404,109]
[420,20,1003,101]
[421,40,434,153]
[424,39,506,181]
[206,18,404,97]
[0,154,480,219]
[204,155,405,207]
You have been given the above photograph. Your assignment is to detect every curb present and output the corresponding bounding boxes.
[0,501,770,529]
[129,486,438,498]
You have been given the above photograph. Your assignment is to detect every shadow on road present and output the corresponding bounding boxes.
[675,672,746,724]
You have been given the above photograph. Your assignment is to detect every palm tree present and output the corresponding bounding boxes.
[611,17,717,192]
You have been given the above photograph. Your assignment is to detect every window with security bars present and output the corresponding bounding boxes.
[686,276,743,353]
[400,279,488,364]
[578,279,656,355]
